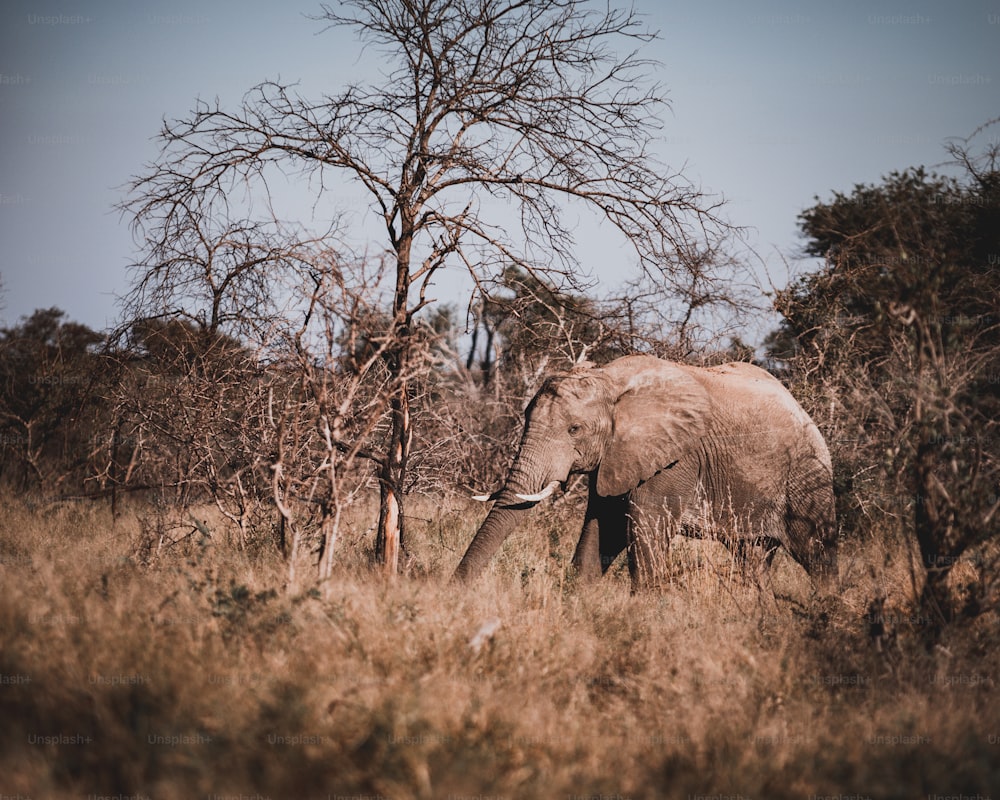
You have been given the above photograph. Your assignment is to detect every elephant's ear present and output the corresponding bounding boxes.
[596,360,710,497]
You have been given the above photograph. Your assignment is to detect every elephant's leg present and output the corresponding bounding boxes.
[626,511,673,590]
[785,513,838,588]
[734,537,780,585]
[571,514,602,580]
[596,494,629,574]
[625,479,682,590]
[784,474,839,589]
[571,481,628,580]
[626,518,662,590]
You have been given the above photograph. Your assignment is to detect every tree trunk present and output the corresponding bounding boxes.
[911,318,956,636]
[914,430,954,632]
[375,386,411,574]
[466,320,479,372]
[374,232,413,573]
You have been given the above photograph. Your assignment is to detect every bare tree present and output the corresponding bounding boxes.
[122,0,739,572]
[267,251,436,588]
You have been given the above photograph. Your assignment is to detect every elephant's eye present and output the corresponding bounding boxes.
[568,423,582,436]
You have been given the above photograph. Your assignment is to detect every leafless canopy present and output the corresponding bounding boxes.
[126,0,733,314]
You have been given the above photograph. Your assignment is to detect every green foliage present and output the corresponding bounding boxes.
[467,265,626,383]
[770,139,1000,630]
[127,316,248,372]
[109,315,277,514]
[0,308,106,491]
[772,167,997,370]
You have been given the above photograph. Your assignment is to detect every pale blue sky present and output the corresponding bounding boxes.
[1,0,997,339]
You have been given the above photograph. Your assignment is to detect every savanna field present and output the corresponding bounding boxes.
[2,491,997,800]
[3,2,998,796]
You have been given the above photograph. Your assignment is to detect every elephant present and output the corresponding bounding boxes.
[453,354,837,590]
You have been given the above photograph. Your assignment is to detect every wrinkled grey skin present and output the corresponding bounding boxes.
[453,355,837,590]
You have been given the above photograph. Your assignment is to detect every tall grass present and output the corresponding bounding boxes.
[1,492,997,799]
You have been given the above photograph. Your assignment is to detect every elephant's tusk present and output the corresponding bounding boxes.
[514,480,561,503]
[471,493,495,502]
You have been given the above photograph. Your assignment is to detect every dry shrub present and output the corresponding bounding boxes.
[1,492,998,799]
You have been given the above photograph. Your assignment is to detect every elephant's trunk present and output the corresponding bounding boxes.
[453,441,556,582]
[452,503,525,582]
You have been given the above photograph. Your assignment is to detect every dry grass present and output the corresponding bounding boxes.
[1,492,998,799]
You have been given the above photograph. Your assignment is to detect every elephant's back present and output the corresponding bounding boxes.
[692,362,832,465]
[701,360,782,385]
[690,362,808,417]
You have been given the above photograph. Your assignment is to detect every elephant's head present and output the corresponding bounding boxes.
[453,355,709,581]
